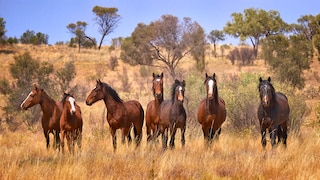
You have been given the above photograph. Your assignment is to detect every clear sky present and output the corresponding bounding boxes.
[0,0,319,45]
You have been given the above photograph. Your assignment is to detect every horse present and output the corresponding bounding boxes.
[60,93,83,154]
[197,73,226,144]
[257,77,290,148]
[85,79,144,151]
[145,72,164,142]
[20,84,62,150]
[158,79,186,149]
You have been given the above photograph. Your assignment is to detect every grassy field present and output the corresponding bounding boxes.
[0,44,320,179]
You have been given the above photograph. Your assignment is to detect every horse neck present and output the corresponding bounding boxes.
[207,96,219,114]
[39,92,56,115]
[154,95,163,107]
[102,93,123,114]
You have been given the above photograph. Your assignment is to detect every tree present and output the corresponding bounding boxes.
[67,21,87,52]
[290,14,320,41]
[261,34,312,89]
[20,30,48,45]
[207,30,225,57]
[224,8,287,58]
[0,17,6,44]
[92,6,121,50]
[120,15,206,80]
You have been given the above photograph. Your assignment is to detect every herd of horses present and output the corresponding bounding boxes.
[19,73,290,154]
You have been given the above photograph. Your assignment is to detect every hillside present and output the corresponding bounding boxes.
[0,44,320,179]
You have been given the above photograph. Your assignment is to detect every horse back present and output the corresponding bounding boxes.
[124,100,144,124]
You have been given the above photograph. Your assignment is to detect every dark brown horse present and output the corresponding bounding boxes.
[85,79,144,151]
[20,84,62,150]
[257,77,289,148]
[197,73,226,144]
[60,93,83,154]
[158,79,186,149]
[145,72,164,142]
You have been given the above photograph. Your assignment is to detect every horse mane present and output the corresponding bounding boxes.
[40,88,56,104]
[61,93,72,107]
[102,82,123,103]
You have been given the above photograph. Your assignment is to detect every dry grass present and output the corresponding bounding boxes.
[0,44,320,179]
[0,127,319,179]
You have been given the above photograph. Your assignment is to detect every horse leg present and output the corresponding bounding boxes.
[181,127,186,147]
[216,128,222,140]
[261,129,267,148]
[111,128,117,152]
[169,124,177,149]
[77,130,82,151]
[55,130,60,151]
[66,133,72,154]
[121,127,130,145]
[277,125,283,144]
[202,127,210,146]
[60,130,65,154]
[162,128,168,150]
[44,130,50,149]
[281,123,288,147]
[270,127,277,148]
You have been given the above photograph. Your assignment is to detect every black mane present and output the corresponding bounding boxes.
[102,82,123,103]
[61,93,72,107]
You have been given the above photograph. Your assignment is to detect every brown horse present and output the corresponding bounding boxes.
[197,73,226,144]
[85,79,144,151]
[158,79,186,149]
[257,77,289,148]
[60,93,83,154]
[145,72,164,142]
[20,84,62,150]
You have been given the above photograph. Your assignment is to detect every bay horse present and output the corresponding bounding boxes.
[158,79,186,149]
[145,72,164,142]
[20,84,62,150]
[257,77,289,148]
[60,93,83,154]
[85,79,144,151]
[197,73,226,144]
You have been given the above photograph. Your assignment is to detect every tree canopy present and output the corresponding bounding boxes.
[92,6,121,50]
[67,21,87,52]
[120,15,206,80]
[207,30,225,57]
[224,8,287,58]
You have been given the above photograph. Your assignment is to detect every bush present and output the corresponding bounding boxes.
[109,56,118,71]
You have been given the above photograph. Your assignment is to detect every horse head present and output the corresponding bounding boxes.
[86,79,105,106]
[62,93,76,115]
[20,84,42,110]
[259,77,275,108]
[172,79,186,104]
[205,73,217,100]
[152,72,164,100]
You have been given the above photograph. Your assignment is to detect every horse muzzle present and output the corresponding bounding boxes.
[85,100,92,106]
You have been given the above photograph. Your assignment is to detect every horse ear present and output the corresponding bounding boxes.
[182,80,186,87]
[152,73,155,77]
[268,77,271,82]
[160,72,163,78]
[175,79,179,84]
[213,73,216,79]
[33,84,38,90]
[259,77,263,82]
[205,73,208,78]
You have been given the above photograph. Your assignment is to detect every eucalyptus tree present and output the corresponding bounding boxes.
[92,6,121,50]
[224,8,287,58]
[121,15,206,80]
[207,30,225,58]
[67,21,87,52]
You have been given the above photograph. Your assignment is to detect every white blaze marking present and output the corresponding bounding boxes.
[68,97,76,114]
[208,80,214,95]
[20,92,33,108]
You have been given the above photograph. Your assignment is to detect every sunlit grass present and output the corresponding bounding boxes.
[1,127,319,179]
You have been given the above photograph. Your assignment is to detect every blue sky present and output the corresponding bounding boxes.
[0,0,319,45]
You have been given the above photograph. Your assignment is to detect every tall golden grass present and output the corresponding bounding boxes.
[1,126,319,179]
[0,44,320,179]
